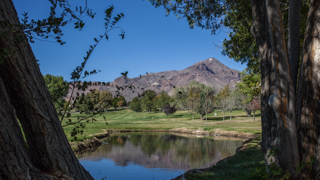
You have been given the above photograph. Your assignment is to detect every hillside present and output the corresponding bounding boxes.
[66,58,241,101]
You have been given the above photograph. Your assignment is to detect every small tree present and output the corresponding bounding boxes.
[154,90,174,112]
[196,87,215,122]
[130,97,142,112]
[216,84,230,122]
[186,87,200,123]
[169,105,177,116]
[172,87,189,111]
[226,91,237,121]
[112,99,119,109]
[112,96,127,110]
[98,90,113,111]
[246,96,261,121]
[117,100,124,108]
[141,89,157,113]
[232,87,252,116]
[164,105,177,117]
[202,90,215,124]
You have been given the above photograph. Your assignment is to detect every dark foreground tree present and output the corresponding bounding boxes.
[0,0,94,179]
[149,0,320,177]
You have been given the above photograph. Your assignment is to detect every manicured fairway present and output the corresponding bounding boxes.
[63,109,261,141]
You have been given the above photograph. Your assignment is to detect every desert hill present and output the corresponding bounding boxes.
[66,58,241,101]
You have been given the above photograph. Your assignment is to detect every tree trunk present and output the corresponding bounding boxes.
[206,112,207,125]
[192,114,194,123]
[253,110,255,121]
[0,78,56,180]
[297,1,320,178]
[251,0,277,165]
[0,0,93,179]
[265,0,300,174]
[201,114,204,120]
[229,111,231,120]
[223,111,225,122]
[243,108,252,116]
[288,0,301,94]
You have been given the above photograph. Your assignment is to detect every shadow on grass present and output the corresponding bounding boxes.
[106,108,126,112]
[230,112,261,118]
[173,115,184,117]
[205,117,229,121]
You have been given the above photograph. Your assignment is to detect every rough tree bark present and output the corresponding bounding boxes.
[251,0,277,165]
[297,0,320,178]
[265,0,300,174]
[288,0,301,93]
[0,0,93,179]
[0,78,55,180]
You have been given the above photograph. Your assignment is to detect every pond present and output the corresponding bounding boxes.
[78,133,244,180]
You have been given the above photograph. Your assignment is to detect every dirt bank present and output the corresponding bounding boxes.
[71,128,256,154]
[169,127,254,139]
[69,132,109,153]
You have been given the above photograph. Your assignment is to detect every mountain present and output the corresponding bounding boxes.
[66,58,241,101]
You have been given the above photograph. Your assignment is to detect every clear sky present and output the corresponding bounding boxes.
[12,0,247,82]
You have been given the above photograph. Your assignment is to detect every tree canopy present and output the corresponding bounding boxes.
[44,74,69,111]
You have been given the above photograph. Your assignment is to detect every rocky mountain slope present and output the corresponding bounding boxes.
[66,58,241,101]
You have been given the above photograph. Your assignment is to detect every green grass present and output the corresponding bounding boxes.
[181,136,264,180]
[63,108,261,141]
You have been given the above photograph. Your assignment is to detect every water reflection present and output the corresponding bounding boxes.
[79,133,243,180]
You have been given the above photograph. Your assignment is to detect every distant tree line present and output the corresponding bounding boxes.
[128,77,261,123]
[129,89,176,115]
[44,74,127,114]
[45,74,260,123]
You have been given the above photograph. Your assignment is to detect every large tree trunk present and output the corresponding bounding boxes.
[0,78,55,180]
[251,0,277,165]
[297,0,320,178]
[0,0,93,179]
[265,0,300,174]
[288,0,301,94]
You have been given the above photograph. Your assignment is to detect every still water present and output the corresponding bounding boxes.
[79,133,243,180]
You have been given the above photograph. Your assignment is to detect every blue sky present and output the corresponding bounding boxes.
[12,0,247,82]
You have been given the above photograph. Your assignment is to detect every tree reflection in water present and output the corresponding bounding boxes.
[79,133,243,170]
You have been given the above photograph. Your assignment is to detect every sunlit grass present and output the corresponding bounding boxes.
[63,108,261,141]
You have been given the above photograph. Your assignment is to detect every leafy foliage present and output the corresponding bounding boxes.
[163,105,177,117]
[236,70,261,103]
[141,89,157,113]
[215,84,231,121]
[112,96,127,109]
[130,97,142,112]
[222,0,259,73]
[154,90,175,110]
[195,85,215,120]
[148,0,231,35]
[44,74,69,111]
[49,5,126,141]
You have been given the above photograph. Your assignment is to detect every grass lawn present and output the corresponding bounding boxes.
[179,136,264,180]
[63,108,261,141]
